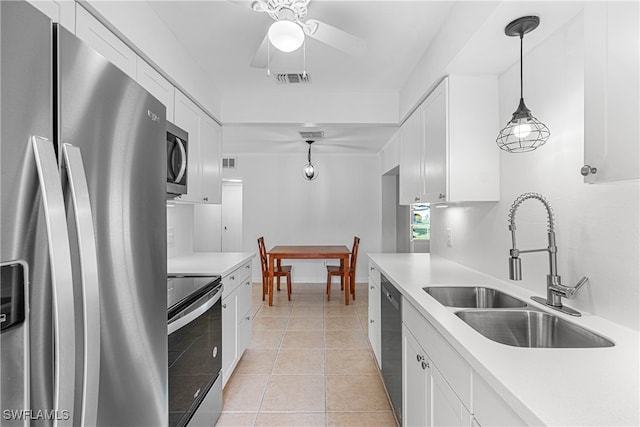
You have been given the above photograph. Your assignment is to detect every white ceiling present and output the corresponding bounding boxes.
[147,1,585,154]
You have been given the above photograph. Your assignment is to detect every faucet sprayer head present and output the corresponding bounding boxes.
[509,256,522,280]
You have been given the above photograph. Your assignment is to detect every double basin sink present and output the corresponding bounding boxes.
[423,286,614,348]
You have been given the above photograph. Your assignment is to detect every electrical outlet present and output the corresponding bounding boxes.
[167,226,175,248]
[446,228,453,248]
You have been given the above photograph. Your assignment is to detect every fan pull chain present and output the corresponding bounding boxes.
[302,37,307,78]
[267,39,271,77]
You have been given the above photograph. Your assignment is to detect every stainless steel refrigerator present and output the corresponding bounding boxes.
[1,1,167,425]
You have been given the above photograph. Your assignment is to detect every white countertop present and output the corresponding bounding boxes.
[368,253,639,426]
[168,252,256,277]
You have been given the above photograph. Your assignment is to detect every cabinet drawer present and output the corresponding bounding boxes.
[473,373,526,426]
[403,301,471,411]
[222,262,252,297]
[236,277,252,324]
[368,263,380,283]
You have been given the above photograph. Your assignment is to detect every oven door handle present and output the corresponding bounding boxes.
[168,287,222,335]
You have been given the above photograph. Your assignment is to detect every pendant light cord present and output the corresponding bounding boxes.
[519,33,524,100]
[308,145,311,163]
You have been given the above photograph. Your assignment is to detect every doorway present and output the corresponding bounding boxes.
[381,167,410,253]
[221,181,243,252]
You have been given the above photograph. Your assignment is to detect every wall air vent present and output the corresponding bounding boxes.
[275,73,311,84]
[222,157,236,169]
[299,131,324,139]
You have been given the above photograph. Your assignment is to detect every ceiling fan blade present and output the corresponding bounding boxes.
[250,34,270,68]
[304,19,366,57]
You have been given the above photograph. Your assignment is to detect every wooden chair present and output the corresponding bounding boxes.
[326,236,360,301]
[257,237,292,301]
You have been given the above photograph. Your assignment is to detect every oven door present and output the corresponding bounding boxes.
[168,277,222,427]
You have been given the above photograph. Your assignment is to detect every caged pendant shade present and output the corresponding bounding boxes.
[497,16,550,153]
[302,140,318,180]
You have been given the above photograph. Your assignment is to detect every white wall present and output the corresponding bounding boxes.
[222,153,381,284]
[430,13,640,331]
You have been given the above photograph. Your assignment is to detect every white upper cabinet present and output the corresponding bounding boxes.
[75,5,137,79]
[174,89,221,204]
[399,76,499,204]
[584,1,639,183]
[200,115,222,204]
[399,107,424,204]
[27,0,75,31]
[136,58,175,122]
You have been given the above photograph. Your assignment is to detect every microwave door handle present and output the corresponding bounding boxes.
[168,287,222,335]
[174,137,187,184]
[62,143,101,427]
[32,136,76,427]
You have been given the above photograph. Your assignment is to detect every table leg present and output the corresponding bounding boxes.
[269,255,275,306]
[277,259,282,291]
[344,255,350,305]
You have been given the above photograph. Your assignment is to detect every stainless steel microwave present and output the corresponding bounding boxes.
[166,122,188,196]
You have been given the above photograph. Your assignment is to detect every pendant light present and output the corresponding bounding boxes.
[496,16,550,153]
[302,140,318,181]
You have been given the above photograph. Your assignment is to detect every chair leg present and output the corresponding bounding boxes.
[286,272,292,301]
[340,275,344,291]
[326,273,331,301]
[277,275,281,291]
[262,277,267,301]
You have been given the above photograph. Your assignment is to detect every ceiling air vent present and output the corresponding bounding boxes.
[299,131,324,139]
[275,73,311,84]
[222,157,237,169]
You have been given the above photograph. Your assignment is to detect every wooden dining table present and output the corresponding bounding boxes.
[267,245,352,306]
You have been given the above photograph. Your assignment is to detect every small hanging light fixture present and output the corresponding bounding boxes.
[497,16,550,153]
[302,140,318,181]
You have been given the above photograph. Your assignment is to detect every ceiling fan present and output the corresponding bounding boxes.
[247,0,366,68]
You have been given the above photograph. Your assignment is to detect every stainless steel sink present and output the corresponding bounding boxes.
[456,310,614,348]
[423,286,527,308]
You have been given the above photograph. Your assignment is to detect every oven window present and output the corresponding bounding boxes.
[168,296,222,427]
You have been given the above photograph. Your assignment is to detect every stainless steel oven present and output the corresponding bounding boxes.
[166,122,188,197]
[168,275,222,427]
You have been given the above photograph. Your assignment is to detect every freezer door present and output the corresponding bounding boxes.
[1,2,60,425]
[57,26,168,426]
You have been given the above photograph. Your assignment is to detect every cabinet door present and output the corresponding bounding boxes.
[174,90,202,203]
[430,366,471,427]
[368,272,381,368]
[222,292,237,387]
[422,79,448,203]
[136,59,175,122]
[399,109,424,205]
[584,2,639,183]
[402,326,429,427]
[200,115,222,204]
[27,0,75,31]
[75,5,137,79]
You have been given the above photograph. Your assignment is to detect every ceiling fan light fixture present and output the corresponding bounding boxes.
[268,20,304,53]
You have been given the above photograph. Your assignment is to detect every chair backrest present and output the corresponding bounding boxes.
[350,236,360,277]
[257,236,268,277]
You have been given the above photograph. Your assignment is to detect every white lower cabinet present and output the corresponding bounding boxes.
[368,264,382,368]
[221,261,252,387]
[403,325,471,427]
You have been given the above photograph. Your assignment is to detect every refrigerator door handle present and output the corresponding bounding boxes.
[31,136,76,427]
[62,143,101,427]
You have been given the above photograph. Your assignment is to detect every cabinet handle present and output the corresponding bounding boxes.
[222,303,227,309]
[370,319,375,323]
[421,361,429,370]
[246,316,250,321]
[416,354,424,362]
[414,196,420,202]
[246,281,251,286]
[230,275,235,280]
[245,264,251,269]
[438,193,446,200]
[370,285,375,289]
[370,266,374,271]
[580,165,598,176]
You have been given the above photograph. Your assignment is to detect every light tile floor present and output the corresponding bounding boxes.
[216,281,398,427]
